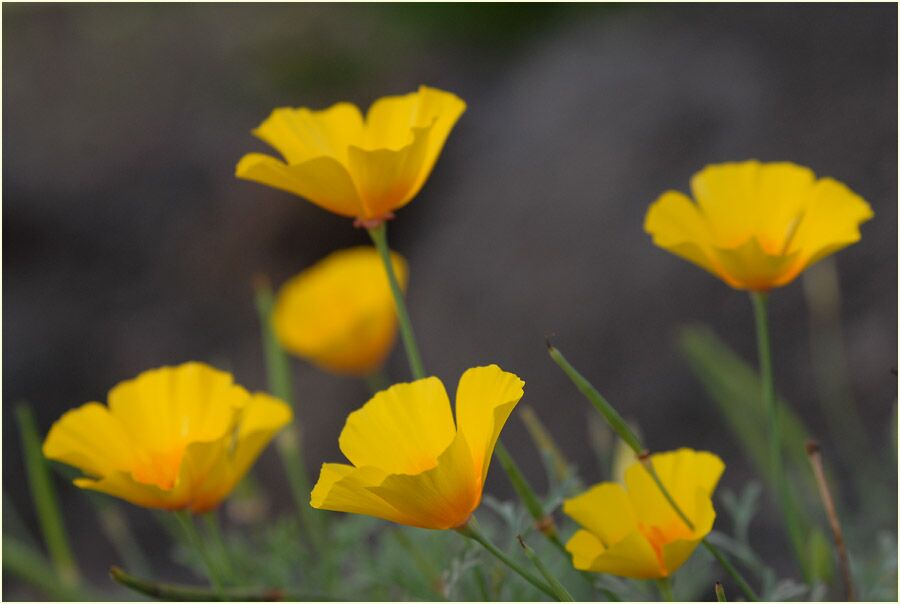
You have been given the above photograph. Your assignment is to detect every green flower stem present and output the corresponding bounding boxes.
[253,278,296,409]
[495,441,554,534]
[456,520,560,600]
[546,343,644,456]
[174,510,225,595]
[3,536,91,601]
[656,577,674,601]
[517,535,575,601]
[15,403,80,587]
[715,581,727,602]
[700,541,757,601]
[750,292,805,572]
[547,344,759,601]
[643,460,695,530]
[495,440,599,592]
[202,512,235,581]
[110,566,338,601]
[253,279,326,555]
[368,222,426,380]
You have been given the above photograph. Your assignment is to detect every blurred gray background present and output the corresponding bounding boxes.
[4,2,897,596]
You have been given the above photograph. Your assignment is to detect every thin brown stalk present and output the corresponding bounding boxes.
[805,440,855,600]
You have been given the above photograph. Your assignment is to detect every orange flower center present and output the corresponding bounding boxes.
[638,520,693,575]
[131,447,186,490]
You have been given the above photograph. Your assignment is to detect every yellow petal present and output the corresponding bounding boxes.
[338,377,456,474]
[252,103,364,164]
[795,177,874,266]
[660,536,703,577]
[565,529,606,571]
[659,490,716,574]
[43,402,135,478]
[411,85,467,192]
[164,394,291,513]
[236,153,364,218]
[232,393,293,480]
[239,87,464,220]
[711,236,802,290]
[106,362,247,489]
[454,365,524,482]
[644,190,720,277]
[170,438,234,513]
[347,125,431,219]
[572,530,664,579]
[310,463,412,525]
[362,86,466,202]
[274,247,406,376]
[364,85,466,149]
[624,448,724,532]
[744,162,817,252]
[368,431,481,529]
[563,483,639,547]
[649,161,873,291]
[74,472,174,510]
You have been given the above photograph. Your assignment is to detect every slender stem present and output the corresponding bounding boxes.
[15,403,80,587]
[656,577,674,601]
[110,566,337,601]
[494,440,592,586]
[646,461,758,601]
[367,222,425,380]
[547,343,644,455]
[701,541,758,601]
[253,277,296,409]
[715,581,727,602]
[643,460,694,530]
[202,512,235,580]
[806,441,855,601]
[456,520,559,600]
[548,344,759,601]
[495,441,551,531]
[174,510,224,595]
[750,292,805,571]
[517,535,575,601]
[253,278,326,555]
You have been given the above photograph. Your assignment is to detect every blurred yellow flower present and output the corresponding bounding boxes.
[43,362,292,513]
[273,246,407,376]
[645,161,873,291]
[311,365,523,529]
[564,448,724,579]
[236,85,466,222]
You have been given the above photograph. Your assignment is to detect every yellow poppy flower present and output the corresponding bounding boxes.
[311,365,524,529]
[645,161,873,291]
[563,448,724,579]
[236,85,466,222]
[42,362,292,513]
[273,246,407,376]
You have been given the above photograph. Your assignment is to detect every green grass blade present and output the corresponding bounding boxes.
[15,402,80,586]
